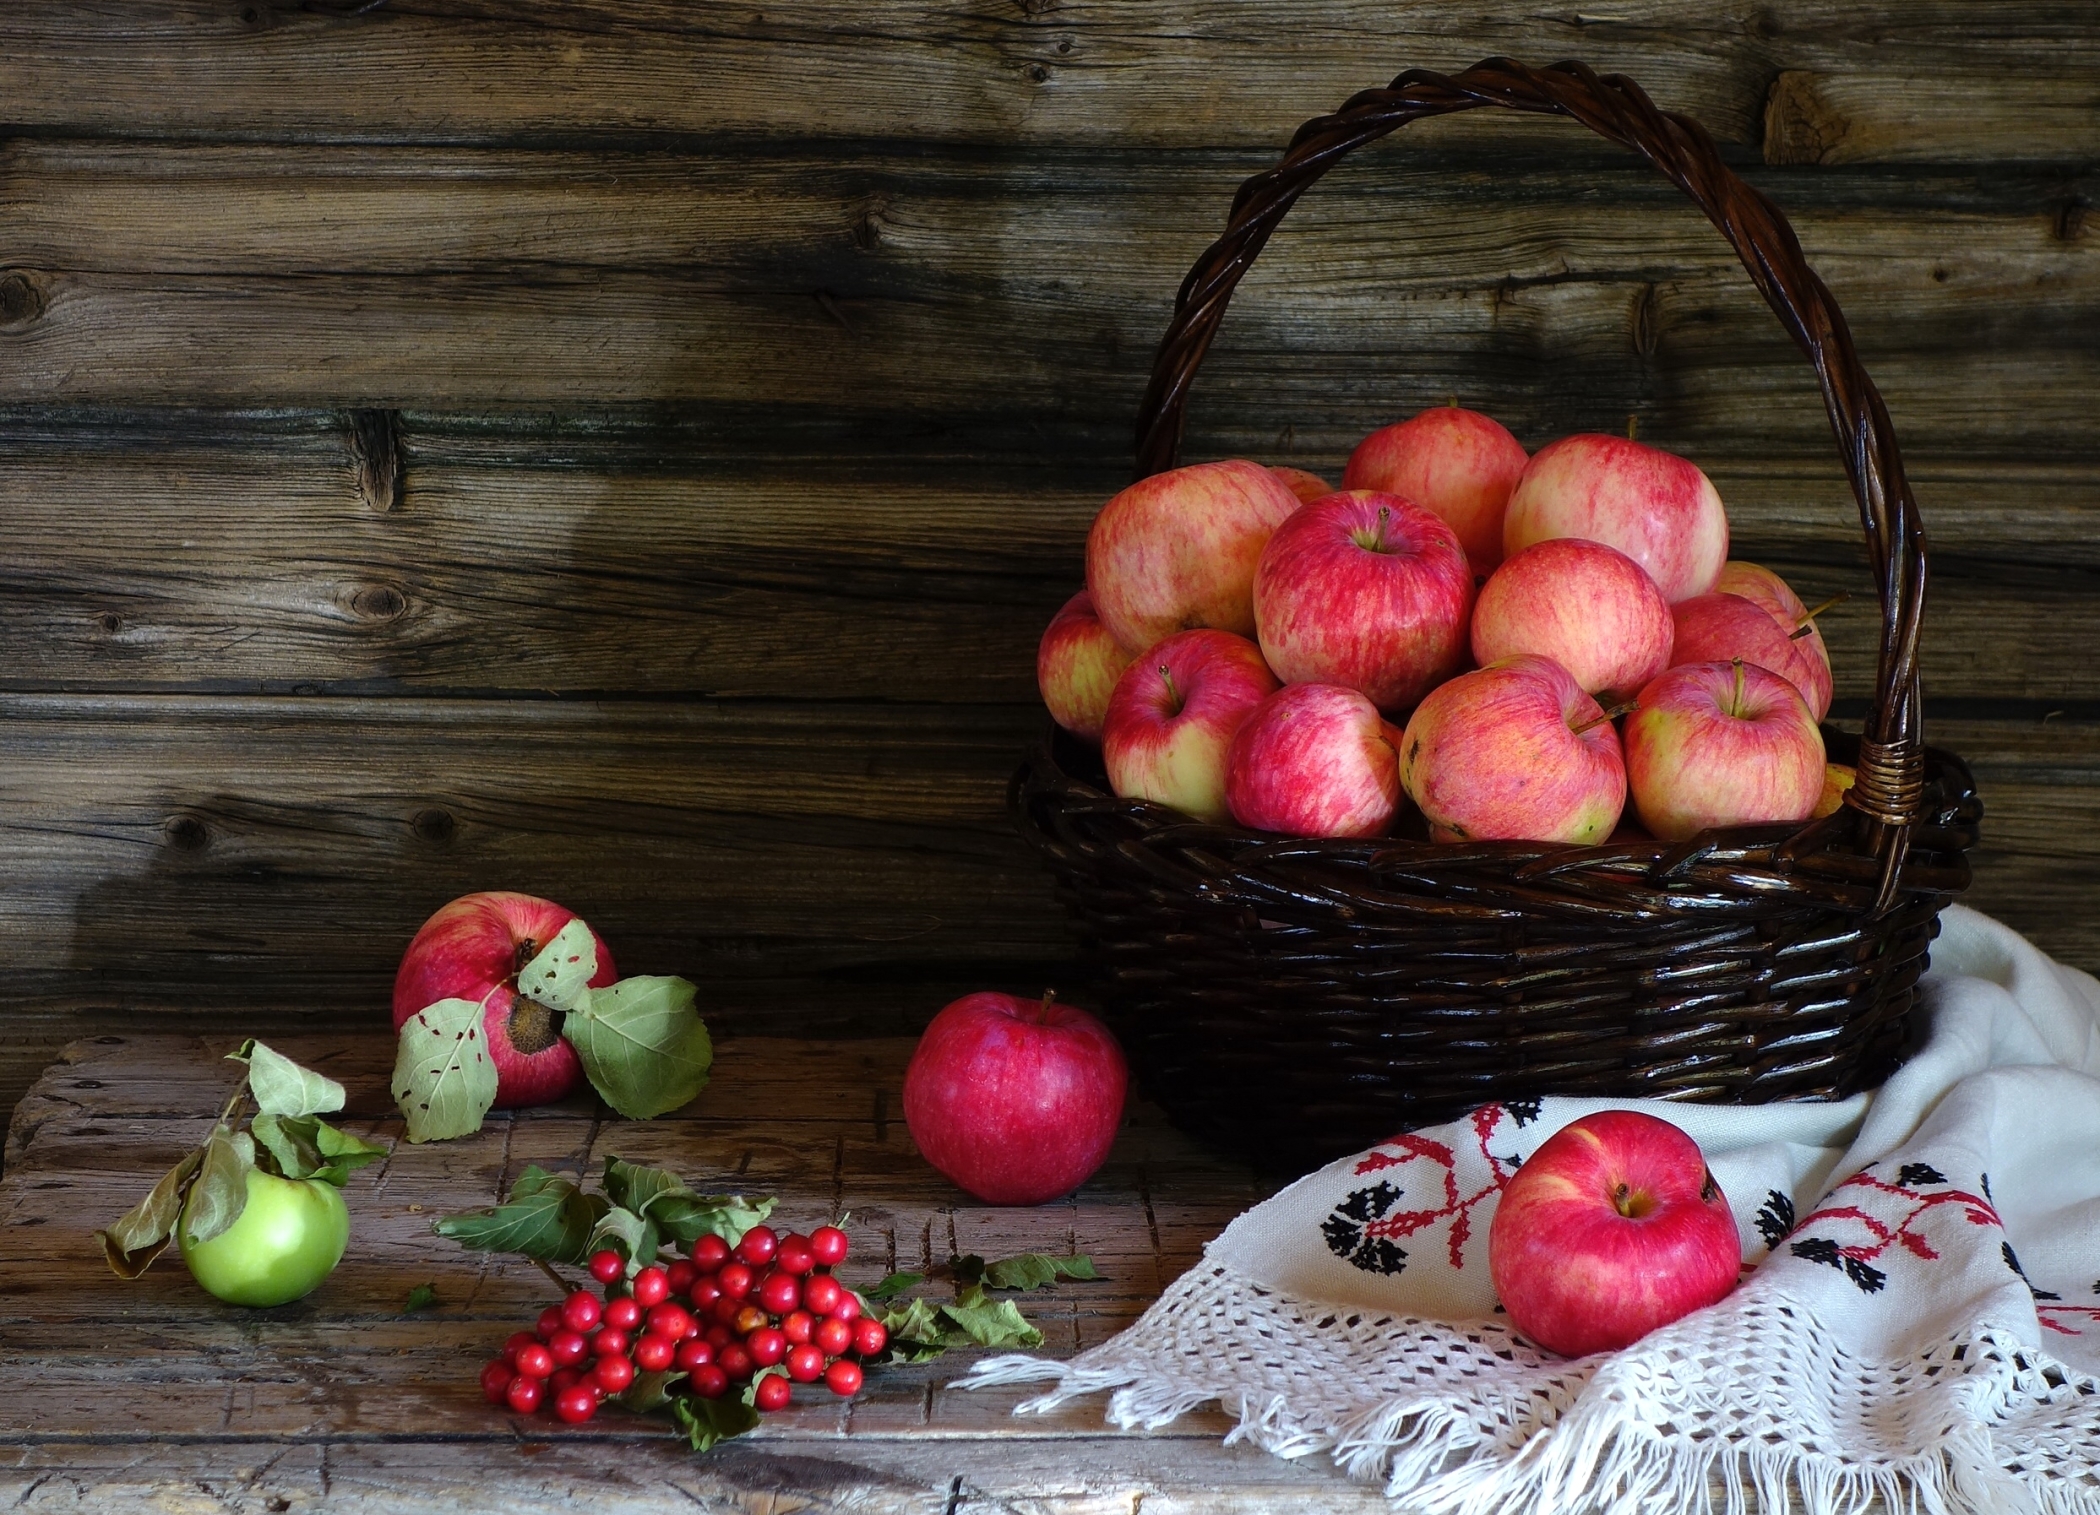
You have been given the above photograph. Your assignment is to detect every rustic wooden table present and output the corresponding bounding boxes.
[0,1032,1403,1513]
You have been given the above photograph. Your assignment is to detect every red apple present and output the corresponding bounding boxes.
[1670,592,1832,721]
[1226,683,1402,839]
[1488,1110,1741,1358]
[1342,406,1528,571]
[1102,629,1279,823]
[1085,459,1302,653]
[1470,538,1673,701]
[904,991,1127,1205]
[1624,660,1826,842]
[1252,490,1474,711]
[1269,465,1334,504]
[392,892,618,1109]
[1502,434,1728,603]
[1708,560,1834,719]
[1037,590,1136,741]
[1399,655,1626,844]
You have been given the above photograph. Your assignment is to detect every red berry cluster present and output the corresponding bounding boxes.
[477,1224,885,1424]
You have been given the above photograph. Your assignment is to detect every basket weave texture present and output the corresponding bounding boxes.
[1013,58,1980,1170]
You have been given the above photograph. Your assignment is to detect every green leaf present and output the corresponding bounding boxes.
[516,918,598,1013]
[864,1271,924,1302]
[433,1166,607,1264]
[940,1286,1044,1350]
[947,1253,986,1288]
[231,1039,346,1118]
[404,1283,439,1313]
[96,1147,204,1279]
[672,1393,759,1451]
[654,1192,774,1251]
[309,1120,388,1186]
[618,1369,683,1414]
[392,997,499,1143]
[179,1125,256,1247]
[982,1253,1100,1291]
[563,976,711,1119]
[586,1204,659,1270]
[600,1155,691,1217]
[875,1296,954,1362]
[249,1112,322,1180]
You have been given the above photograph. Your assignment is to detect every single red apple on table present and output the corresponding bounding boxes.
[392,892,618,1108]
[1489,1110,1741,1358]
[1342,406,1528,572]
[1624,660,1826,842]
[1253,490,1474,711]
[1102,628,1279,824]
[1037,589,1136,741]
[1085,459,1302,653]
[1502,434,1728,603]
[1269,465,1334,504]
[1470,538,1673,701]
[904,991,1128,1205]
[1399,655,1626,844]
[1226,683,1402,839]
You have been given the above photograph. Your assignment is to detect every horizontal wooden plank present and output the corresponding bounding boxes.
[0,3,2092,163]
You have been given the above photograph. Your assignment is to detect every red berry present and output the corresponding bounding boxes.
[592,1353,636,1394]
[513,1343,556,1380]
[786,1343,825,1382]
[547,1329,589,1367]
[690,1278,723,1309]
[814,1317,854,1357]
[690,1364,730,1399]
[734,1305,770,1337]
[633,1333,677,1373]
[753,1373,792,1412]
[782,1310,816,1346]
[759,1272,801,1316]
[502,1330,539,1365]
[505,1374,544,1414]
[536,1306,564,1339]
[746,1327,788,1367]
[561,1290,602,1334]
[809,1226,849,1267]
[776,1238,816,1277]
[717,1263,754,1300]
[711,1295,744,1327]
[717,1343,754,1381]
[704,1323,735,1349]
[675,1339,715,1372]
[827,1290,861,1324]
[480,1361,516,1404]
[590,1328,629,1358]
[549,1366,584,1393]
[734,1226,778,1266]
[604,1296,643,1333]
[588,1249,625,1284]
[555,1383,599,1423]
[853,1318,889,1358]
[801,1274,843,1316]
[631,1266,671,1308]
[666,1260,697,1294]
[646,1303,696,1341]
[692,1234,731,1270]
[824,1359,863,1397]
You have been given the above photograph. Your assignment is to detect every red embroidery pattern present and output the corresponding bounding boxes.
[1326,1105,1523,1274]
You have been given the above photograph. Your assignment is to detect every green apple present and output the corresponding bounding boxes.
[179,1168,349,1307]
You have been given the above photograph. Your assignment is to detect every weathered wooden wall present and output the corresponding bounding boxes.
[1,3,2095,1122]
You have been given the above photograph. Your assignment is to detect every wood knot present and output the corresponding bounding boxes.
[348,407,405,512]
[1763,72,1850,166]
[96,611,123,635]
[1025,62,1050,84]
[351,582,409,621]
[412,807,457,844]
[1631,282,1660,358]
[0,271,46,330]
[850,197,887,252]
[1017,0,1057,15]
[164,814,211,852]
[2055,197,2090,243]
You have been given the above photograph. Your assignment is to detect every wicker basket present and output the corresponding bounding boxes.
[1012,58,1981,1171]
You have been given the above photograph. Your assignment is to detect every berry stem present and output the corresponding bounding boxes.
[531,1257,579,1298]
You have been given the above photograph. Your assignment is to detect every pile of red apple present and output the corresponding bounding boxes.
[1039,408,1851,845]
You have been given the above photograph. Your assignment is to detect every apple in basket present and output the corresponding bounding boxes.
[1671,562,1835,721]
[1037,590,1136,741]
[1625,660,1826,842]
[1227,682,1403,839]
[1489,1110,1741,1357]
[1470,538,1674,703]
[1341,405,1529,572]
[1102,628,1279,824]
[1502,434,1728,604]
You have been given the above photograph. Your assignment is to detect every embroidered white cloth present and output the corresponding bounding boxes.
[963,906,2100,1515]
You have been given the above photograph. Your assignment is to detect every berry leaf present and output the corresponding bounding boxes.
[392,997,499,1144]
[940,1285,1044,1350]
[864,1271,924,1302]
[95,1146,205,1279]
[563,976,711,1120]
[230,1039,346,1119]
[673,1393,759,1451]
[403,1283,438,1313]
[618,1369,683,1414]
[982,1253,1099,1292]
[600,1156,769,1250]
[586,1204,660,1270]
[180,1125,256,1247]
[432,1166,608,1264]
[875,1296,954,1362]
[516,918,598,1014]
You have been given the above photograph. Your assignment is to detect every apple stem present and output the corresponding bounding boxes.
[1446,394,1459,408]
[1157,665,1180,713]
[1041,988,1058,1017]
[1570,699,1638,736]
[1626,413,1639,441]
[1791,591,1849,637]
[1375,503,1391,551]
[1731,658,1747,717]
[217,1081,248,1131]
[531,1257,580,1298]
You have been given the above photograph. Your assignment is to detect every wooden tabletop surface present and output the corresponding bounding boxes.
[0,1031,1408,1513]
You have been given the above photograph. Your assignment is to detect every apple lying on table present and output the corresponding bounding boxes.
[180,1168,351,1308]
[1037,589,1136,741]
[1470,538,1673,701]
[1102,628,1279,824]
[1226,683,1403,839]
[1342,405,1529,572]
[904,991,1128,1205]
[1625,660,1826,842]
[1253,490,1474,711]
[393,892,619,1108]
[1502,434,1728,603]
[1399,655,1626,844]
[1489,1110,1741,1357]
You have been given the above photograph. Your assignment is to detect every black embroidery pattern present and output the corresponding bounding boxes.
[1322,1182,1410,1275]
[1790,1235,1888,1294]
[1755,1189,1797,1250]
[2003,1241,2061,1300]
[1897,1162,1947,1188]
[1504,1099,1542,1128]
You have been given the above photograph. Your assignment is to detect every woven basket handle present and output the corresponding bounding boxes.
[1133,57,1929,876]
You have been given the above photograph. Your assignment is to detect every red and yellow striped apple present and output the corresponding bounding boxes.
[1503,434,1728,603]
[1625,661,1825,841]
[1036,589,1136,741]
[1101,629,1279,824]
[1342,406,1528,572]
[1470,538,1674,701]
[1225,683,1402,839]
